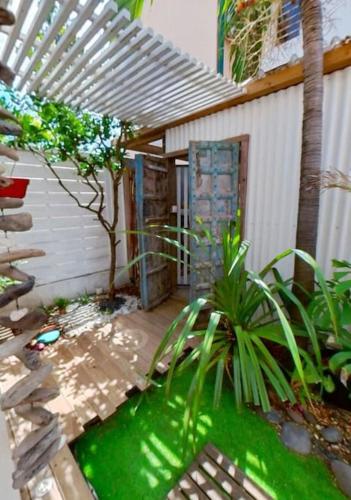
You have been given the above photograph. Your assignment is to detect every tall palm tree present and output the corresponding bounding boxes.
[293,0,324,300]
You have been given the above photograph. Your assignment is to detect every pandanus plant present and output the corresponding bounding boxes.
[128,215,337,447]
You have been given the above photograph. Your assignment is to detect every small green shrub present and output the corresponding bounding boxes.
[53,297,70,312]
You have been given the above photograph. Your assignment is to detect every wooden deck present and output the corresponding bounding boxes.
[0,296,185,500]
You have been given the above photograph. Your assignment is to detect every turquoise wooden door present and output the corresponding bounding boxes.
[135,154,172,310]
[189,141,240,300]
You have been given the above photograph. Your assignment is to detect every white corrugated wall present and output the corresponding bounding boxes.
[166,67,351,278]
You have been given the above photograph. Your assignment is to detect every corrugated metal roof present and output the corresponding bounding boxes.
[0,0,244,127]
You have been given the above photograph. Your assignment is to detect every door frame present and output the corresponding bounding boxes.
[164,134,249,238]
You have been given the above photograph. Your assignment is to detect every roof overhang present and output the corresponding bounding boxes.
[0,0,244,128]
[124,39,351,150]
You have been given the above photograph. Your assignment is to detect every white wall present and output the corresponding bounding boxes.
[166,66,351,279]
[1,152,128,307]
[141,0,218,71]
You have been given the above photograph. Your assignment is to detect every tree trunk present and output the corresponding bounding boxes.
[293,0,323,300]
[108,232,117,300]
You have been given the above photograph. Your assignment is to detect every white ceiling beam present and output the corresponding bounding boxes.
[61,19,144,102]
[29,0,101,92]
[17,0,81,91]
[1,0,33,63]
[45,4,129,98]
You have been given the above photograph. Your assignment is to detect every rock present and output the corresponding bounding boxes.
[0,7,16,26]
[0,249,45,265]
[0,197,23,210]
[281,422,311,455]
[0,213,32,232]
[0,120,22,136]
[13,415,59,459]
[331,460,351,498]
[264,409,284,424]
[286,407,305,424]
[0,144,19,162]
[320,426,343,444]
[16,348,42,370]
[302,408,318,425]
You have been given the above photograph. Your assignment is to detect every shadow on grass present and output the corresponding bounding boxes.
[74,368,345,500]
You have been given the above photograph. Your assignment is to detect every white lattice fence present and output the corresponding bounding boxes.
[1,151,128,307]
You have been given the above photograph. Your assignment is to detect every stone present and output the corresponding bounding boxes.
[302,408,318,425]
[0,144,19,161]
[320,426,343,444]
[331,460,351,498]
[10,308,29,322]
[0,120,22,136]
[0,62,15,86]
[0,213,32,232]
[264,409,284,424]
[13,415,59,459]
[15,404,54,426]
[0,249,45,265]
[0,197,23,209]
[0,363,52,410]
[286,407,305,424]
[16,348,42,371]
[0,277,35,308]
[281,422,312,455]
[0,330,39,361]
[0,7,16,26]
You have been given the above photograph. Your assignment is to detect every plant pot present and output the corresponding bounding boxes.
[0,178,30,198]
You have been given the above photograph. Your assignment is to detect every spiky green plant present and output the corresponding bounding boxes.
[126,216,337,448]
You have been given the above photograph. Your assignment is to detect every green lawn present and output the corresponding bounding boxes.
[74,369,345,500]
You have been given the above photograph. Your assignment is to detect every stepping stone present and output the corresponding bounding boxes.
[331,460,351,498]
[264,409,284,424]
[0,144,19,161]
[0,213,32,232]
[320,426,343,443]
[281,422,311,455]
[302,408,318,424]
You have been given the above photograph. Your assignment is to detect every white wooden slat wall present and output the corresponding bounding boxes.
[166,67,351,279]
[1,151,128,307]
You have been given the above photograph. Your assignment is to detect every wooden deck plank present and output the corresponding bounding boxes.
[50,445,93,500]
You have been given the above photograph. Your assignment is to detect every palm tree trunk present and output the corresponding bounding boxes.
[293,0,323,301]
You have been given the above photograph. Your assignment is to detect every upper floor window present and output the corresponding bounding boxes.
[278,0,301,43]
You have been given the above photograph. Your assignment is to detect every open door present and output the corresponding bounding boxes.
[135,154,172,310]
[189,141,241,300]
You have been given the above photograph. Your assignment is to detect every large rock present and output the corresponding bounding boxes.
[264,409,284,424]
[331,460,351,498]
[320,426,343,444]
[0,198,24,210]
[281,422,311,455]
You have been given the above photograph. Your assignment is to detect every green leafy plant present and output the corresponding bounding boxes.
[0,84,135,300]
[78,292,91,306]
[54,297,70,313]
[129,216,335,448]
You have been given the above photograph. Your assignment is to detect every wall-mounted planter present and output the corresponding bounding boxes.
[0,178,29,198]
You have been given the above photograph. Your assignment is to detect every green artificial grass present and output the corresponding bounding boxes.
[74,369,345,500]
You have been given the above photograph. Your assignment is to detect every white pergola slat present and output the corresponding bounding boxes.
[1,0,244,128]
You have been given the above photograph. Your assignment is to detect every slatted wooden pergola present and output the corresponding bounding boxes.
[0,0,244,128]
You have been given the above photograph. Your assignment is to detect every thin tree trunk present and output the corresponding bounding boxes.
[108,232,117,300]
[293,0,323,301]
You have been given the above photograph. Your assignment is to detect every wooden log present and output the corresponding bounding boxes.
[13,415,59,459]
[0,108,19,123]
[0,363,52,410]
[0,213,32,232]
[15,404,54,426]
[22,387,60,405]
[0,330,39,360]
[16,348,42,371]
[0,308,48,332]
[0,277,35,308]
[12,435,65,490]
[0,264,31,282]
[0,249,45,265]
[0,198,23,209]
[0,144,19,161]
[0,176,13,188]
[15,423,60,473]
[0,7,16,26]
[0,120,22,136]
[0,62,15,86]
